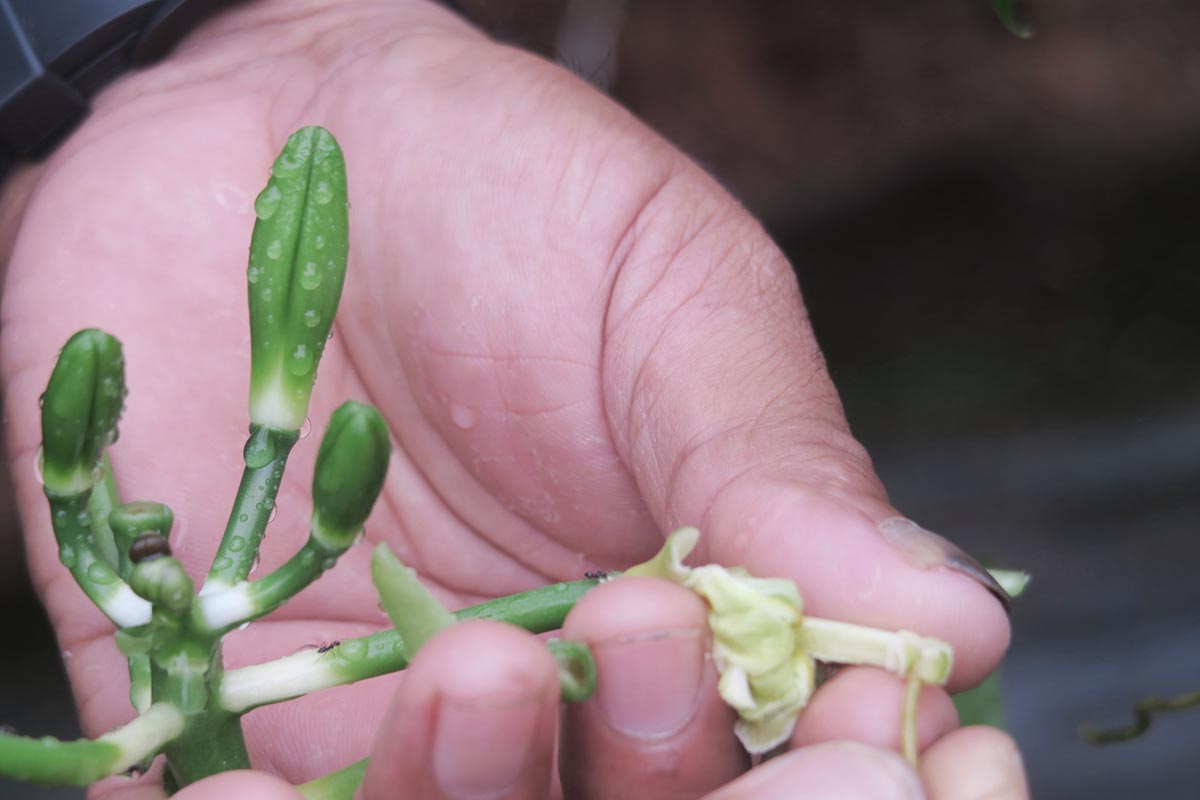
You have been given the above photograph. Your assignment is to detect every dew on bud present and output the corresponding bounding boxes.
[254,185,282,220]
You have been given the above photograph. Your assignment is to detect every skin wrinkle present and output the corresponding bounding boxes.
[659,371,812,527]
[614,218,818,524]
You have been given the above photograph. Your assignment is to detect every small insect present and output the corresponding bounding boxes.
[584,570,609,580]
[129,533,171,564]
[317,641,341,654]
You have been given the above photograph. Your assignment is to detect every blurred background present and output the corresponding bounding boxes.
[4,0,1200,796]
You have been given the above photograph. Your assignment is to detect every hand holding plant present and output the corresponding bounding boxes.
[0,1,1021,797]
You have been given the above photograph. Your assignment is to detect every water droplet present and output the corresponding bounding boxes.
[268,505,278,524]
[260,287,274,303]
[243,428,276,468]
[32,446,44,485]
[87,562,115,584]
[237,621,252,631]
[312,180,333,205]
[299,261,321,290]
[228,537,246,553]
[314,234,326,251]
[239,513,249,523]
[450,403,476,429]
[353,529,366,547]
[250,553,261,575]
[299,417,312,439]
[58,546,77,568]
[213,556,233,572]
[301,309,321,328]
[338,639,367,662]
[288,343,313,376]
[300,550,318,568]
[321,557,336,571]
[254,185,282,219]
[266,240,283,260]
[61,649,73,661]
[555,583,567,592]
[37,393,44,408]
[247,265,262,284]
[273,152,302,177]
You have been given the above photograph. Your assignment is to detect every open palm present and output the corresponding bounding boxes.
[1,2,1013,798]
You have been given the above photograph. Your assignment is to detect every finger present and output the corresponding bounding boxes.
[599,166,1009,688]
[703,741,924,800]
[920,726,1028,800]
[359,620,560,800]
[559,577,747,799]
[791,667,958,753]
[94,770,301,800]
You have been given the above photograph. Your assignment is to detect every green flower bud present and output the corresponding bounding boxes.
[247,126,349,431]
[109,502,174,577]
[40,329,125,497]
[311,402,391,550]
[129,555,195,615]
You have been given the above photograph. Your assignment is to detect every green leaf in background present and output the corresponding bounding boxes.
[954,672,1007,728]
[991,0,1033,39]
[954,568,1031,728]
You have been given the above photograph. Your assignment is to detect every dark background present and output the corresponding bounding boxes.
[4,1,1200,797]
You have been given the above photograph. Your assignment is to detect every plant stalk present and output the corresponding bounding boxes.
[204,425,298,589]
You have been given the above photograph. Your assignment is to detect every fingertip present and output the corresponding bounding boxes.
[791,667,958,754]
[707,741,924,800]
[559,576,747,797]
[362,620,560,800]
[169,770,302,800]
[920,726,1029,800]
[707,480,1011,689]
[562,575,709,640]
[406,619,560,701]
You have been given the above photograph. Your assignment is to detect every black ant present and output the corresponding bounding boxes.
[584,570,609,580]
[317,641,341,654]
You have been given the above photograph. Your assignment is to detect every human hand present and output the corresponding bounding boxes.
[0,0,1014,796]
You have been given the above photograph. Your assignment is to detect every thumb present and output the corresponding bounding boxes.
[601,163,1009,689]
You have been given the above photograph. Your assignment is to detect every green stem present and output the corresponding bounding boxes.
[46,492,150,628]
[195,536,345,635]
[162,706,251,787]
[547,639,597,703]
[155,641,252,788]
[86,457,155,711]
[205,425,298,588]
[296,758,368,800]
[901,673,921,766]
[0,703,184,786]
[129,656,153,713]
[220,578,600,713]
[87,455,120,569]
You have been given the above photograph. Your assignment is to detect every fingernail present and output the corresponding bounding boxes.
[880,517,1011,612]
[432,691,545,798]
[591,627,705,740]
